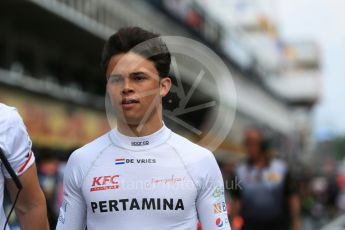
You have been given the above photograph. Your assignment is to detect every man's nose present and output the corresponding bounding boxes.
[121,78,134,95]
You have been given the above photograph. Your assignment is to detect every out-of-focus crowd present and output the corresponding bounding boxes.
[218,128,343,230]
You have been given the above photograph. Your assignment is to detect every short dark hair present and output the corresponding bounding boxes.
[101,27,171,78]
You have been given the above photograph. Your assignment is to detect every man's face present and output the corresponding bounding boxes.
[243,129,263,160]
[106,52,171,125]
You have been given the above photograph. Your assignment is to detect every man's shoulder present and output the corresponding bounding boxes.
[235,161,249,175]
[270,158,288,172]
[235,158,288,173]
[0,103,20,125]
[168,131,214,162]
[68,130,112,163]
[0,103,14,112]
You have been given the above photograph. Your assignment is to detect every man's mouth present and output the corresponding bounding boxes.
[121,98,139,105]
[120,98,140,110]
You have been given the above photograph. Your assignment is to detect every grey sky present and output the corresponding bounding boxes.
[276,0,345,138]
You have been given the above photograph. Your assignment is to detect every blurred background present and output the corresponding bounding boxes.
[0,0,344,229]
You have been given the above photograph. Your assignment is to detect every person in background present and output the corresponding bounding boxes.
[231,127,301,230]
[37,154,62,229]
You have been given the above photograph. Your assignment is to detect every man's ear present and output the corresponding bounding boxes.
[160,77,172,97]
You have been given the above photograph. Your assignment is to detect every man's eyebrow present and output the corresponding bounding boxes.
[130,71,149,76]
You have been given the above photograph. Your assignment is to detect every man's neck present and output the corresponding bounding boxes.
[117,113,163,137]
[253,155,268,169]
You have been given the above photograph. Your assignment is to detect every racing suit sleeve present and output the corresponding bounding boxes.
[56,152,87,230]
[196,153,231,230]
[0,108,35,177]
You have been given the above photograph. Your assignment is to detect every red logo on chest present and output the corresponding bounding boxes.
[90,175,120,192]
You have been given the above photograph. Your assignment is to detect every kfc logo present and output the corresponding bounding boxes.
[90,175,120,192]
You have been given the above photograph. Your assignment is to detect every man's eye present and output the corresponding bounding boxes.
[109,76,122,83]
[133,75,146,81]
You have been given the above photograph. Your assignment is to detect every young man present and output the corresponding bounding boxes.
[56,27,231,230]
[0,103,49,230]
